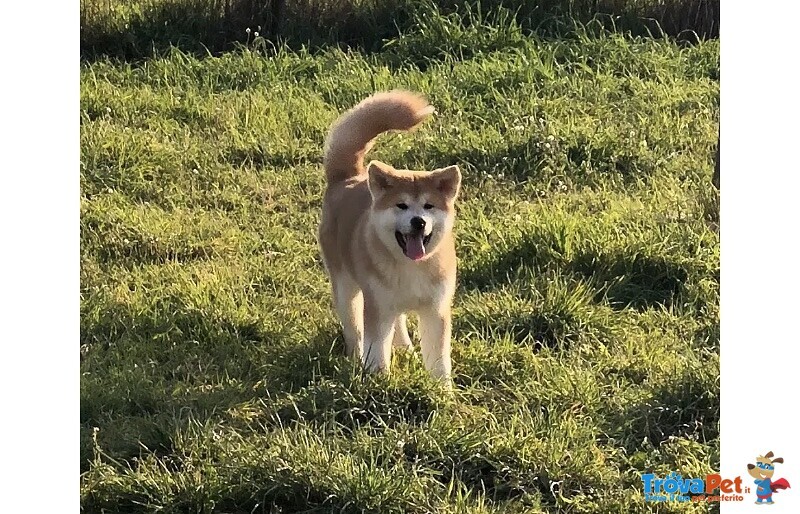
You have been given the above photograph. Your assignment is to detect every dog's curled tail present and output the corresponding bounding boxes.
[323,90,434,184]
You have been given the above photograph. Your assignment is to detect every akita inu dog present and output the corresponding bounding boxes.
[318,91,461,385]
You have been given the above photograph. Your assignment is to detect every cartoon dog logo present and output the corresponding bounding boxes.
[747,451,791,505]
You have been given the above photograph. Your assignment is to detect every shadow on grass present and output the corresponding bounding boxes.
[266,375,444,436]
[421,136,559,188]
[460,237,553,294]
[603,370,719,455]
[254,327,447,434]
[80,0,412,62]
[81,0,719,62]
[79,301,352,469]
[80,298,448,469]
[570,251,688,311]
[454,306,584,352]
[460,233,688,312]
[418,131,662,190]
[403,440,553,503]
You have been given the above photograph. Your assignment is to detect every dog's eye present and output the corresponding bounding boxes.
[423,203,434,210]
[396,203,408,210]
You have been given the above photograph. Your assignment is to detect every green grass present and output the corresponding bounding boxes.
[80,0,719,60]
[80,16,719,513]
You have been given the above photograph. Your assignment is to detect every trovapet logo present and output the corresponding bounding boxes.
[642,450,792,504]
[642,472,747,503]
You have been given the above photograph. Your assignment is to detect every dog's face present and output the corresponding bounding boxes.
[367,160,461,261]
[747,452,784,480]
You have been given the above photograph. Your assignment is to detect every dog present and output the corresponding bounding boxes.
[318,91,461,386]
[747,451,790,505]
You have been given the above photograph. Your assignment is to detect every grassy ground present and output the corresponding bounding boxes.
[80,0,719,60]
[80,11,720,512]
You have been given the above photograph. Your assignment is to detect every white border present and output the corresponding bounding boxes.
[721,0,800,511]
[4,0,796,510]
[1,1,79,510]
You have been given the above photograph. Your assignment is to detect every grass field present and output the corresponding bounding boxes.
[80,5,720,511]
[80,0,719,60]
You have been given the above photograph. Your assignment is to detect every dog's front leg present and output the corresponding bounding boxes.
[418,306,452,385]
[362,296,396,373]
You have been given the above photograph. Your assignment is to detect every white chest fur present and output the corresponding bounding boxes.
[367,261,453,313]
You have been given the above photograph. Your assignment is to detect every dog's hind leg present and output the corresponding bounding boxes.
[332,274,364,359]
[392,314,413,350]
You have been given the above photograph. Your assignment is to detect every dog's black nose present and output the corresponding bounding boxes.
[410,216,426,231]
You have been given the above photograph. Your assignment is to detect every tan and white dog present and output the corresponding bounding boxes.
[318,91,461,385]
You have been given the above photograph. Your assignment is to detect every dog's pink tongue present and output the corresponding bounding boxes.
[405,234,426,260]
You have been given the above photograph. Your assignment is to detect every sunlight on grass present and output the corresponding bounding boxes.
[80,15,719,512]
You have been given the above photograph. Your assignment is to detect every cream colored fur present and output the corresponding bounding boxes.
[318,91,461,387]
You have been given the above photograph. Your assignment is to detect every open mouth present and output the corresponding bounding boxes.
[395,231,432,261]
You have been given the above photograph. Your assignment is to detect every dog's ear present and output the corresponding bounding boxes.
[430,165,461,201]
[367,160,395,197]
[772,457,784,464]
[765,451,775,459]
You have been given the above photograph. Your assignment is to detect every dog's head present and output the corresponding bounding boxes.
[747,451,784,480]
[366,160,461,262]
